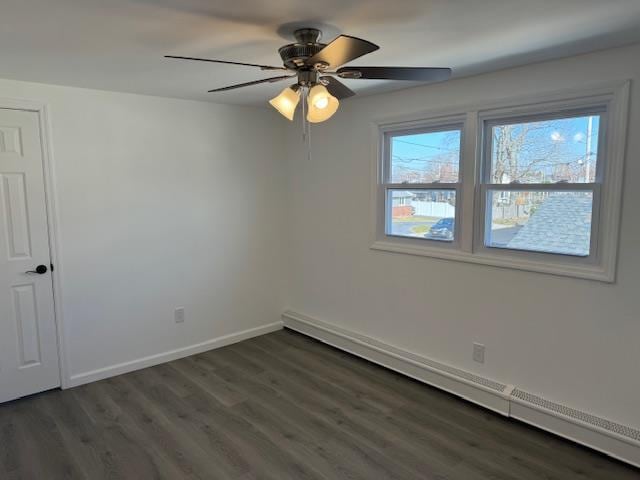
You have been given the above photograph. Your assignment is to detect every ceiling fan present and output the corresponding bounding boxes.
[166,28,452,123]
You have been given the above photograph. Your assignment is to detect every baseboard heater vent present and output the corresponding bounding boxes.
[282,310,640,468]
[411,353,508,393]
[511,388,640,443]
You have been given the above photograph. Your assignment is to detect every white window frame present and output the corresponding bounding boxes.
[370,81,630,282]
[379,116,465,251]
[476,106,605,265]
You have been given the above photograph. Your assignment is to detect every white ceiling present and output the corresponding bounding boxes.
[2,0,640,106]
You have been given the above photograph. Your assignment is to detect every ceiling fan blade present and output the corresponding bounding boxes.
[305,35,379,69]
[165,55,286,71]
[337,66,452,82]
[208,75,295,93]
[321,76,355,99]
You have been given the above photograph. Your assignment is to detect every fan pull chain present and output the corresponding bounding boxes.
[306,120,312,162]
[301,87,306,140]
[300,87,312,161]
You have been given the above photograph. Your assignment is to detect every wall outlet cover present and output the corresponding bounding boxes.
[174,307,185,323]
[473,342,485,364]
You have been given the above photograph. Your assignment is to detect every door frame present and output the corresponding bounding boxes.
[0,97,69,389]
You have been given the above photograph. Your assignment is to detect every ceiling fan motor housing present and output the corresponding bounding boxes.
[278,28,326,69]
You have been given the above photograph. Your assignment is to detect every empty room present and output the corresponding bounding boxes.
[1,1,640,478]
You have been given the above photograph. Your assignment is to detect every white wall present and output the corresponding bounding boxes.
[0,78,287,382]
[285,43,640,429]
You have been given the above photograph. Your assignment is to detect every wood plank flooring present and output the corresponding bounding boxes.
[1,329,638,479]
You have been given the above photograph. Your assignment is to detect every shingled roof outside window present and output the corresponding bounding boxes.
[506,192,592,256]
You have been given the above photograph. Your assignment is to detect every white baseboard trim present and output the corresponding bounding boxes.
[282,310,640,468]
[67,321,283,388]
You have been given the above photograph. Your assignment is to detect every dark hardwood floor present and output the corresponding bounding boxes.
[1,329,638,479]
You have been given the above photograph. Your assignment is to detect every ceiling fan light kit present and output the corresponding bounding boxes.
[306,84,339,123]
[166,27,452,124]
[269,85,301,121]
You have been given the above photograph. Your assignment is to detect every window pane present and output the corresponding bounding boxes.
[490,115,600,184]
[486,191,593,256]
[390,129,461,183]
[388,189,456,241]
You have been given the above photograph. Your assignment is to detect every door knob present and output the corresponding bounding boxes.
[25,265,48,274]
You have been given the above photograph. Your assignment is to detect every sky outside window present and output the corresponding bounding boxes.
[490,115,600,184]
[390,129,461,184]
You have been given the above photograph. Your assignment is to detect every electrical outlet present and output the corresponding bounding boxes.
[174,307,185,323]
[473,343,485,364]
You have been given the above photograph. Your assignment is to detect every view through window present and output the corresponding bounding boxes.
[484,114,600,256]
[386,128,461,241]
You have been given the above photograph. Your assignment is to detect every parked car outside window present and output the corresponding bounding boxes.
[425,217,454,241]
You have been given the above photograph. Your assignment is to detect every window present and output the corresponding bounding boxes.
[372,82,629,282]
[382,123,463,244]
[481,111,602,258]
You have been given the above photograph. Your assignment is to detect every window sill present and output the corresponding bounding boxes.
[370,240,614,282]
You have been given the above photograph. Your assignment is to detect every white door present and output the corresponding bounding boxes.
[0,108,60,403]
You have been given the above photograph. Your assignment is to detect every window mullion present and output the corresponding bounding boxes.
[460,111,478,253]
